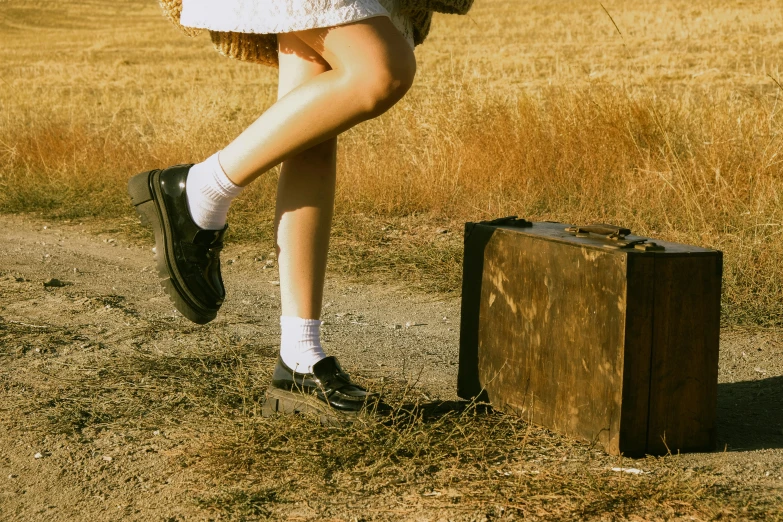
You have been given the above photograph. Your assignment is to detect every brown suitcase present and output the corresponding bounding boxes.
[458,218,722,456]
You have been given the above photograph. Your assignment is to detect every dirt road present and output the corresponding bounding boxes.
[1,213,781,520]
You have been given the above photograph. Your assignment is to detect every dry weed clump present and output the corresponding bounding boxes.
[1,0,782,326]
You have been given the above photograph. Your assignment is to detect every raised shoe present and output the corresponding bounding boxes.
[127,164,226,324]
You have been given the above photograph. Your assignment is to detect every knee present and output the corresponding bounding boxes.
[351,50,416,118]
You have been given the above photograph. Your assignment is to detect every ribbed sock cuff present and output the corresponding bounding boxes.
[186,151,243,230]
[279,316,326,373]
[209,152,243,198]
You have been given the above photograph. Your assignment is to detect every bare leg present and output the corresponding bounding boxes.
[273,35,336,319]
[219,16,416,186]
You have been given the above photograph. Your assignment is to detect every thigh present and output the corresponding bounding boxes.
[277,33,331,100]
[276,34,337,162]
[291,16,415,78]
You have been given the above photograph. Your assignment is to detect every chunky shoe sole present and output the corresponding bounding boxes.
[262,386,369,426]
[128,169,218,325]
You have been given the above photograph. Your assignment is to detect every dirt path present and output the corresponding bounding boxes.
[0,213,781,520]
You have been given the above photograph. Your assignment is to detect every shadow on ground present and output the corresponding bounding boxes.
[717,376,783,451]
[422,378,783,454]
[388,400,493,423]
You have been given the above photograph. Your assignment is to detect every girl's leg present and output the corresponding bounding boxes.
[272,35,336,372]
[187,16,415,232]
[219,16,416,186]
[273,35,336,372]
[274,34,336,321]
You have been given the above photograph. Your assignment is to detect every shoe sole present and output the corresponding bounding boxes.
[261,386,366,426]
[128,169,217,325]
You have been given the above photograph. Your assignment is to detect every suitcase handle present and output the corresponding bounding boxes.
[565,223,631,239]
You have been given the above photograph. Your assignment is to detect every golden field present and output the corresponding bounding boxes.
[1,0,782,326]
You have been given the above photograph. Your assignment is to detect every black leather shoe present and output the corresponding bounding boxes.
[127,165,226,324]
[262,356,384,421]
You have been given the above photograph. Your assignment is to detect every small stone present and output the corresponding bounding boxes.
[436,228,449,234]
[267,252,276,259]
[153,430,160,436]
[151,247,157,254]
[44,278,69,288]
[8,474,17,479]
[611,467,645,475]
[34,453,43,459]
[268,281,280,286]
[389,324,402,330]
[102,456,112,462]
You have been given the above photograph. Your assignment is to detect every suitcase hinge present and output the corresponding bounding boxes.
[480,216,533,228]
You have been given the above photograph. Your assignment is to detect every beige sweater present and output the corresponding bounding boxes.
[159,0,474,67]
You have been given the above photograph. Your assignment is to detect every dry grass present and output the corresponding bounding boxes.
[2,0,782,325]
[20,334,781,520]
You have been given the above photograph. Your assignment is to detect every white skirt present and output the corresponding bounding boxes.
[180,0,414,48]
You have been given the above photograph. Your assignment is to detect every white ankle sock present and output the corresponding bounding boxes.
[186,152,243,230]
[279,316,327,374]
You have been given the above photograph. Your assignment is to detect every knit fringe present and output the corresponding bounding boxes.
[400,0,474,16]
[210,32,280,68]
[158,0,201,37]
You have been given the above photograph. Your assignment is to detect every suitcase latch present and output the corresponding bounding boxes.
[633,241,665,251]
[596,238,665,251]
